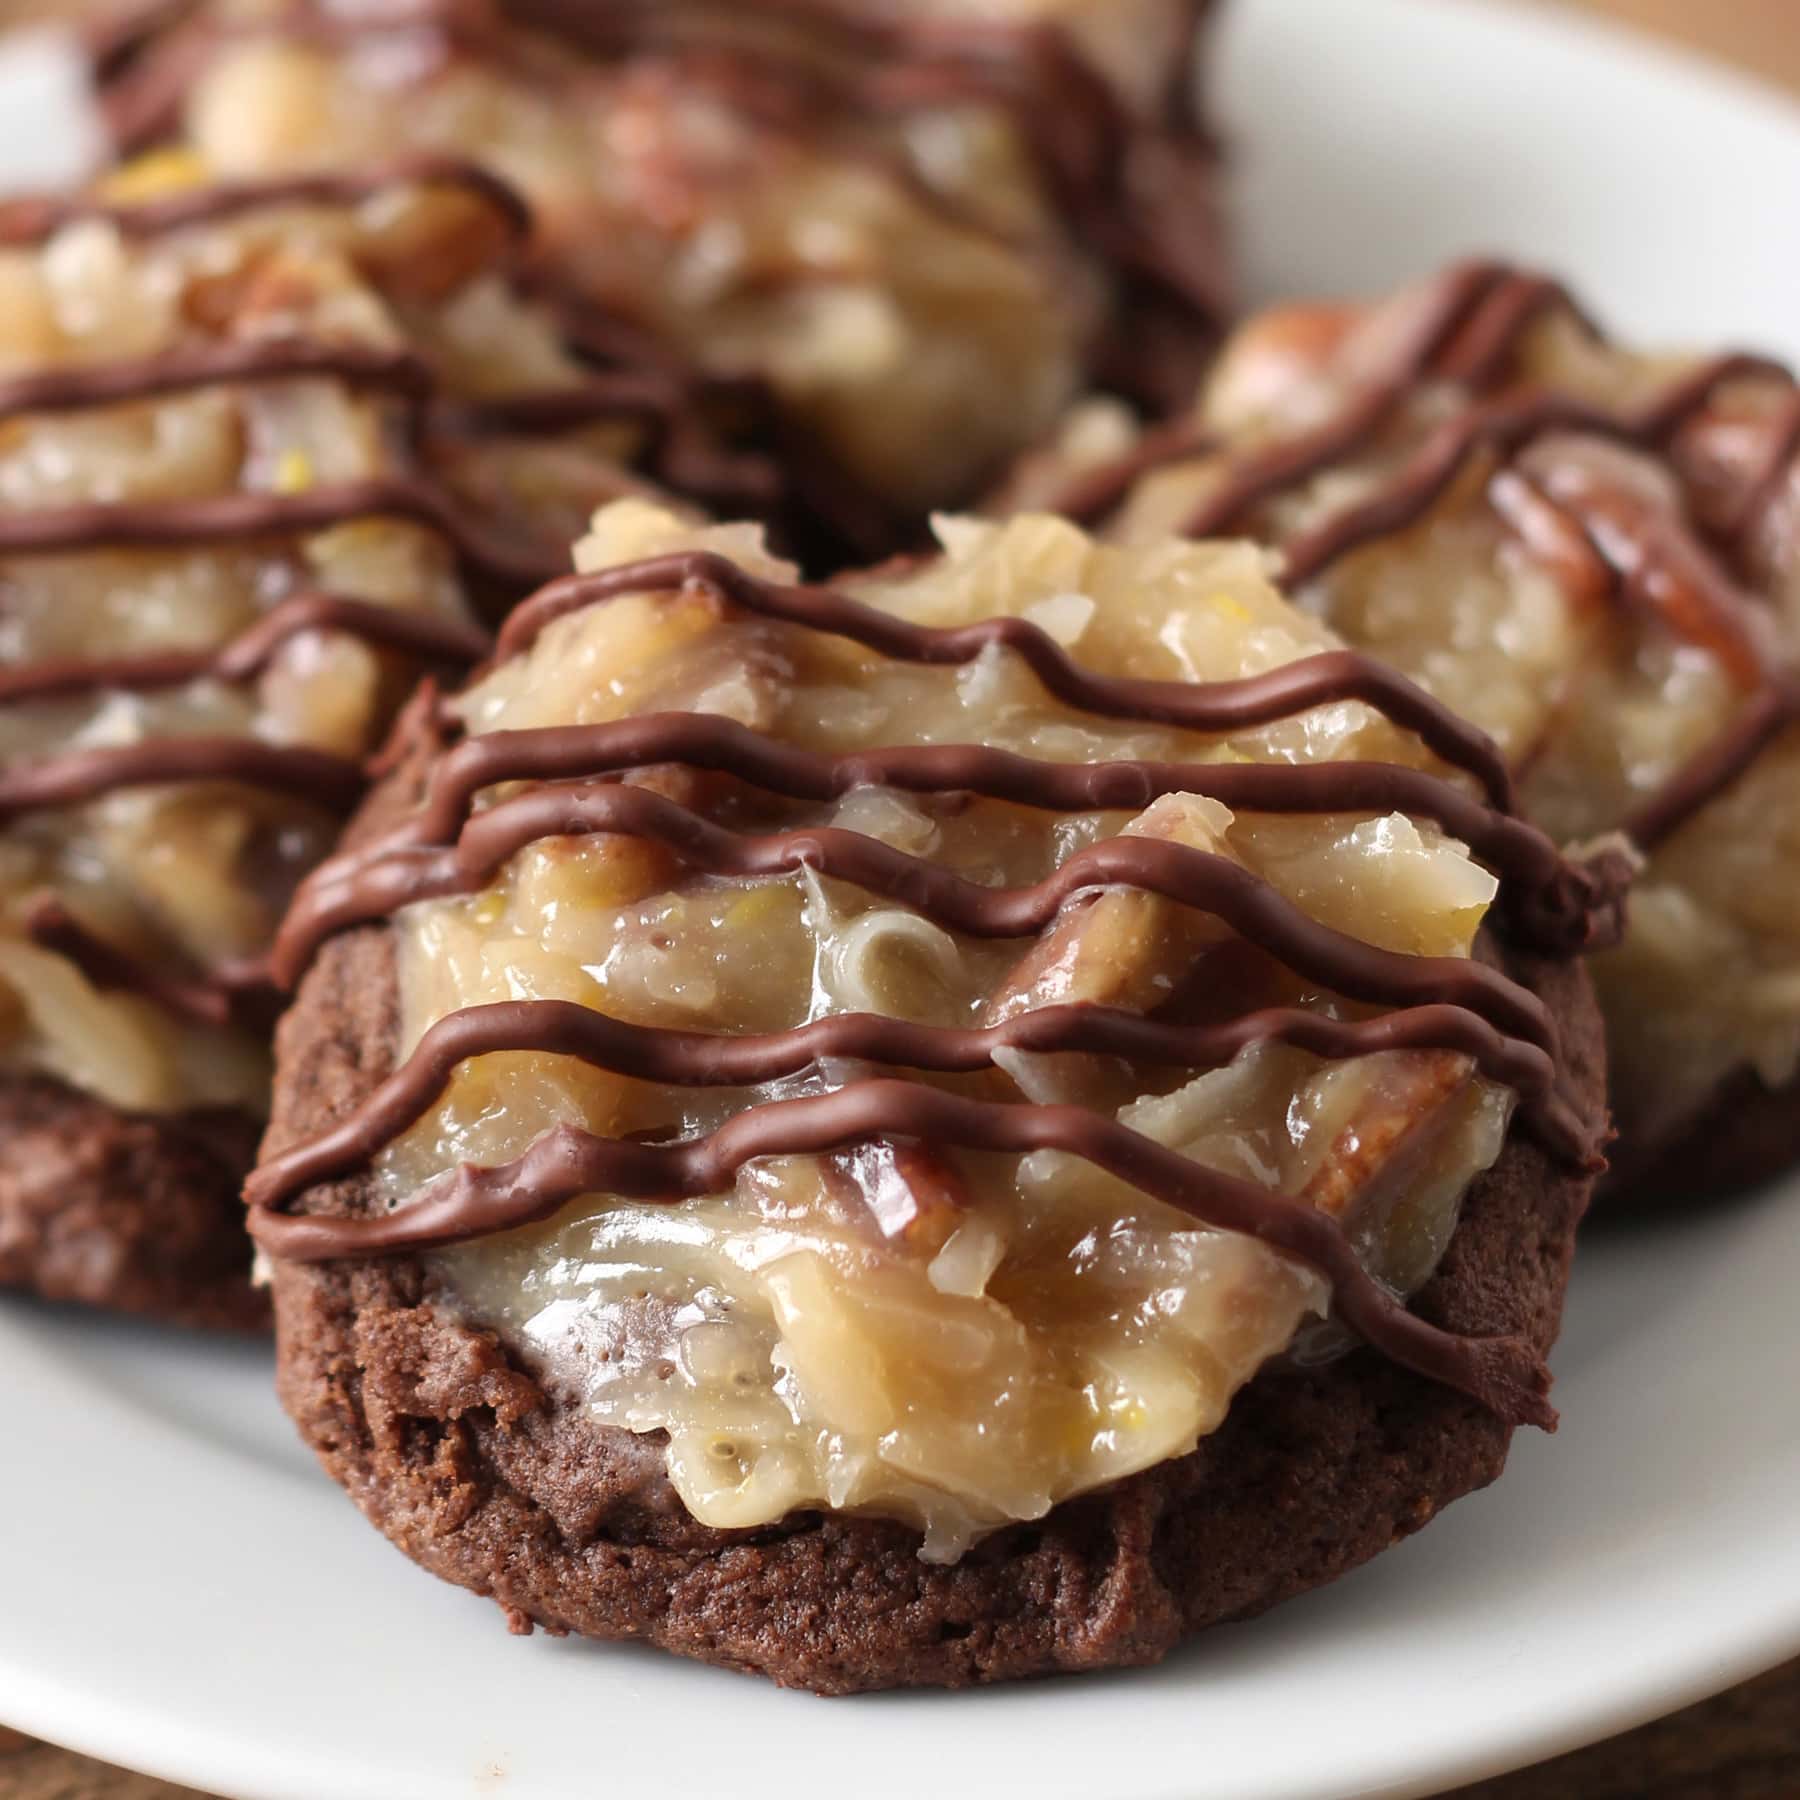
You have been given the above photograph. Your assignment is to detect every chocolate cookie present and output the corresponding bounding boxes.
[0,1074,263,1329]
[0,163,739,1323]
[251,504,1610,1689]
[997,262,1800,1204]
[85,0,1231,555]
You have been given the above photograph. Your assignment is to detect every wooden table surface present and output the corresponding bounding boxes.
[4,1,1798,1797]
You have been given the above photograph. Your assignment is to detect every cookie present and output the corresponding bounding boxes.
[0,163,736,1322]
[250,502,1610,1688]
[997,262,1800,1204]
[87,0,1231,554]
[0,1075,263,1328]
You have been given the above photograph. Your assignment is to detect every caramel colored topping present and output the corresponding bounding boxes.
[252,515,1606,1455]
[1047,261,1800,1147]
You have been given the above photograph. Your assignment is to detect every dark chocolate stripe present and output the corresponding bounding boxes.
[1623,681,1800,851]
[270,711,1604,975]
[0,327,762,534]
[244,996,1595,1212]
[420,716,1562,883]
[1719,389,1800,548]
[245,1087,1556,1432]
[0,737,363,821]
[494,551,1520,810]
[0,477,563,587]
[21,893,269,1029]
[0,591,491,708]
[1038,416,1215,529]
[81,0,202,72]
[0,155,534,248]
[1433,270,1589,388]
[270,782,1555,1052]
[0,339,433,422]
[1175,262,1542,543]
[1280,384,1765,589]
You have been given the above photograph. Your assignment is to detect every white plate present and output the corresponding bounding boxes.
[3,2,1800,1797]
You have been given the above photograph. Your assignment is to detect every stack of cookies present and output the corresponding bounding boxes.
[0,0,1792,1695]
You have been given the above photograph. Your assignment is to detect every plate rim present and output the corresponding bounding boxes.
[3,0,1800,1796]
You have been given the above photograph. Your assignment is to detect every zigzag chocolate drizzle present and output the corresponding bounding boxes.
[0,603,488,1033]
[20,893,271,1028]
[0,154,534,247]
[1279,377,1790,588]
[495,552,1522,805]
[269,718,1595,987]
[247,998,1587,1202]
[271,778,1562,1058]
[1062,262,1800,851]
[0,164,643,1026]
[0,339,433,421]
[248,544,1616,1430]
[0,594,488,1024]
[0,591,491,708]
[0,158,765,507]
[0,737,364,821]
[250,1086,1557,1430]
[0,475,563,586]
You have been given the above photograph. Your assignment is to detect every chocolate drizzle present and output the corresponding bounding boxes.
[273,777,1563,1057]
[0,737,364,821]
[0,339,433,421]
[1279,381,1786,589]
[496,553,1522,809]
[0,590,488,1026]
[269,716,1597,987]
[247,998,1588,1204]
[88,0,1231,522]
[0,169,589,560]
[0,158,771,524]
[1060,261,1800,853]
[20,893,270,1029]
[0,162,674,1033]
[249,542,1615,1431]
[0,591,491,708]
[250,1085,1556,1431]
[0,477,561,585]
[0,155,534,247]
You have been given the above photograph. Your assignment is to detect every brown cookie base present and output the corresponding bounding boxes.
[1602,1064,1800,1209]
[262,719,1605,1693]
[0,1073,267,1331]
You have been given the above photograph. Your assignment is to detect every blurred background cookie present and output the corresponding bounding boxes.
[996,264,1800,1204]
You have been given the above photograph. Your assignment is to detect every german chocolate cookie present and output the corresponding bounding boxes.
[86,0,1230,553]
[252,503,1611,1689]
[0,163,734,1323]
[999,263,1800,1203]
